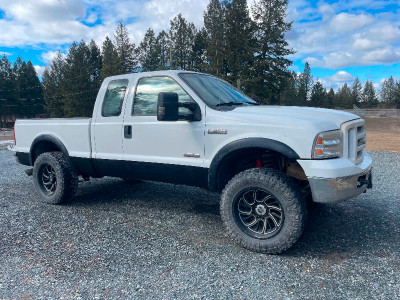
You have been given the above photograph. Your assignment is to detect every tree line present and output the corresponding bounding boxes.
[0,55,45,126]
[282,62,400,109]
[1,0,400,124]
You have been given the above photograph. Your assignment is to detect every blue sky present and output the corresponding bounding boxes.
[0,0,399,90]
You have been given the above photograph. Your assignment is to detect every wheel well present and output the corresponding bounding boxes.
[31,141,62,165]
[215,147,307,193]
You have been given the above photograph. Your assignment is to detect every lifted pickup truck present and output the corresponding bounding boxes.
[11,70,372,253]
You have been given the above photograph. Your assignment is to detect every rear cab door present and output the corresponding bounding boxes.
[91,75,133,167]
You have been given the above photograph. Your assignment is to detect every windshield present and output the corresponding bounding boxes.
[179,73,257,108]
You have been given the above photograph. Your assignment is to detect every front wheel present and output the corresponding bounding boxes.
[220,168,306,254]
[33,152,78,204]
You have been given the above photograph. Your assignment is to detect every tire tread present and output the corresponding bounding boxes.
[220,168,307,254]
[33,152,78,204]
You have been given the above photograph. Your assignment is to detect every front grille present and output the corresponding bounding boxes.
[342,119,366,164]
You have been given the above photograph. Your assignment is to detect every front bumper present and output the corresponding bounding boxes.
[298,152,373,204]
[308,167,372,203]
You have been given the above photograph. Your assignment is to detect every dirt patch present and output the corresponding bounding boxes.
[364,117,400,134]
[365,118,400,153]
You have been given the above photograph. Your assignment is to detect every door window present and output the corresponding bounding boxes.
[101,79,129,117]
[133,76,190,116]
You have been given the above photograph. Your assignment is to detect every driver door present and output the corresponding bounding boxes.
[122,75,206,182]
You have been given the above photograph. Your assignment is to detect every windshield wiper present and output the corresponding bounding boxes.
[243,101,260,105]
[216,101,244,107]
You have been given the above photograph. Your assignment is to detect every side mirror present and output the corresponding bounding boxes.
[157,92,202,122]
[157,92,179,121]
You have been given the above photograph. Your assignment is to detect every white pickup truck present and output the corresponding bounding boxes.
[11,70,372,253]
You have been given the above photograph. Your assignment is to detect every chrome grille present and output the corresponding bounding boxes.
[341,119,366,164]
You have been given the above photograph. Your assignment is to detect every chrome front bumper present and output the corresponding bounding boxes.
[308,167,372,204]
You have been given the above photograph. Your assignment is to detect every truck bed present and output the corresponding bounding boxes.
[13,118,92,159]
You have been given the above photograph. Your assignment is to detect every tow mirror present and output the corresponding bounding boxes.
[157,92,202,122]
[157,92,179,121]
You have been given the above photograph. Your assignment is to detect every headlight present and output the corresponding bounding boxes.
[312,129,343,159]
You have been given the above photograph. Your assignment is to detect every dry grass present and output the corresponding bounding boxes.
[364,117,400,153]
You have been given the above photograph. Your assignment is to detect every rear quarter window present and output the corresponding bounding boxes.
[101,79,129,117]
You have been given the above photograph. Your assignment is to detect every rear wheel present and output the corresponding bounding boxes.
[33,152,78,204]
[220,168,306,254]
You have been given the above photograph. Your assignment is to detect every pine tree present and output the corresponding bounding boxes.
[310,81,326,108]
[100,36,119,81]
[362,80,378,108]
[191,28,209,72]
[326,88,335,109]
[204,0,226,76]
[11,57,25,117]
[380,76,396,106]
[62,41,99,117]
[139,28,159,71]
[86,40,102,114]
[155,30,170,70]
[12,57,23,78]
[334,83,352,108]
[297,62,313,106]
[17,61,45,117]
[42,51,66,117]
[351,77,362,107]
[225,0,255,86]
[393,80,400,109]
[0,55,18,124]
[114,21,138,73]
[169,14,196,70]
[279,71,297,106]
[249,0,295,104]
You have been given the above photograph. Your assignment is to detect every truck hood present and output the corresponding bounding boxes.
[229,105,359,131]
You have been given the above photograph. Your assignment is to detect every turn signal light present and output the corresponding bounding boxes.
[315,149,323,156]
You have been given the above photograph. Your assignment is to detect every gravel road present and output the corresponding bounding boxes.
[0,149,399,299]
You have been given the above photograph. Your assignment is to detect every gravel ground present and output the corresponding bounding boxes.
[0,149,399,299]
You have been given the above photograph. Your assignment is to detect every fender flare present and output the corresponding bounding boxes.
[208,138,300,192]
[29,134,70,165]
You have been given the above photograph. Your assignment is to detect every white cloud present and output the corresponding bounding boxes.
[1,0,85,22]
[0,0,88,46]
[318,3,334,17]
[304,52,355,69]
[319,70,355,89]
[85,12,98,24]
[329,13,373,34]
[34,65,46,77]
[329,71,355,82]
[352,35,377,51]
[288,1,400,69]
[0,0,209,49]
[41,51,67,64]
[362,47,400,65]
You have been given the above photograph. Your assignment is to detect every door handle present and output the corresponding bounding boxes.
[124,125,132,139]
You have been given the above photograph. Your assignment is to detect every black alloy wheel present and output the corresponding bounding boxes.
[234,188,284,238]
